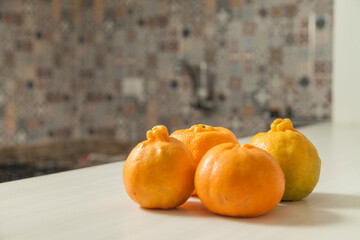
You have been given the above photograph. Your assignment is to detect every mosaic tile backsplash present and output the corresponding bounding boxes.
[0,0,333,146]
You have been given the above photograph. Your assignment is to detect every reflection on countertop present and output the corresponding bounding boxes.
[0,139,132,183]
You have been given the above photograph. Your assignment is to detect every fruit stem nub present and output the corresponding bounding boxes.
[190,124,215,132]
[146,125,169,141]
[270,118,294,132]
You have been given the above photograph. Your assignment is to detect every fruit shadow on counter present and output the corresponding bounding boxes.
[140,193,350,226]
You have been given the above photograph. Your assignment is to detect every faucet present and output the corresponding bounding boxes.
[174,59,216,111]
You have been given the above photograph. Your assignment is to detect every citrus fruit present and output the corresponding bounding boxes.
[195,143,285,217]
[171,124,239,195]
[170,124,238,166]
[123,125,196,209]
[249,118,321,201]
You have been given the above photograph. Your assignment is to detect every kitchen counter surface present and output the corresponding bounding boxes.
[0,122,359,240]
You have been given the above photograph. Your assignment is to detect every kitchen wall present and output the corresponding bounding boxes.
[333,0,360,124]
[0,0,333,146]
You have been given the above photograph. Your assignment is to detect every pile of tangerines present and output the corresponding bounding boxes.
[123,118,321,217]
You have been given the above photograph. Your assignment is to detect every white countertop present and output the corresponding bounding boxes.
[0,122,359,240]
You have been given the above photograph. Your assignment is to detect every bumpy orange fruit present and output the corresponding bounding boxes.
[123,125,196,209]
[170,124,239,166]
[250,118,321,201]
[195,143,285,217]
[171,124,239,195]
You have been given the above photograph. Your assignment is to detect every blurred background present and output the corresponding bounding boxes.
[0,0,333,182]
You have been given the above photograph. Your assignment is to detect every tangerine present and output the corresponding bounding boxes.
[171,124,239,195]
[195,143,285,217]
[123,125,196,209]
[170,124,238,166]
[249,118,321,201]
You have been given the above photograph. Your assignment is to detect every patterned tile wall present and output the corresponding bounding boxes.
[0,0,333,146]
